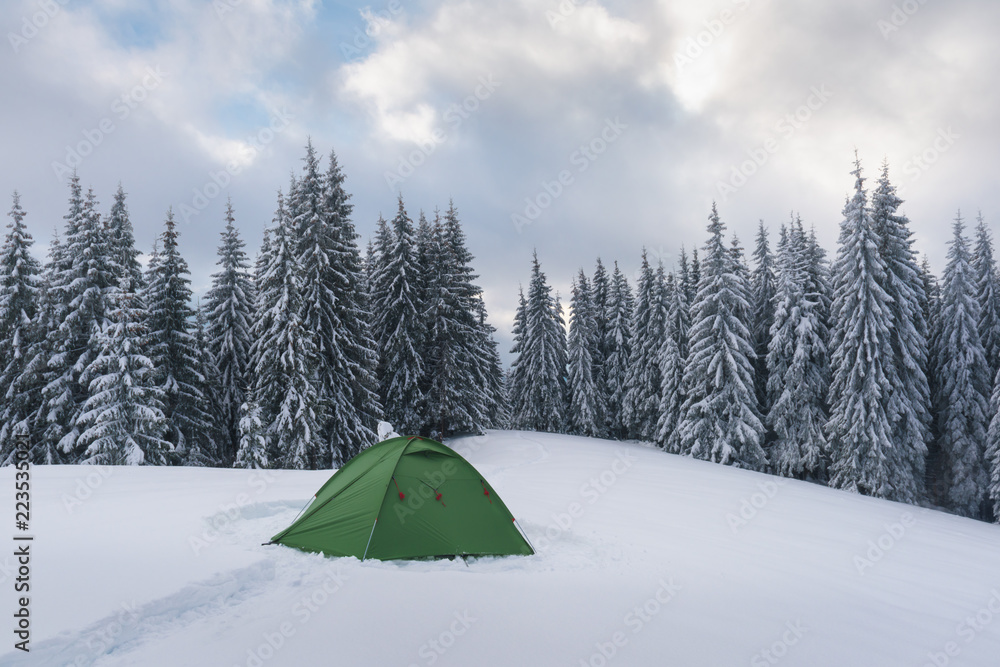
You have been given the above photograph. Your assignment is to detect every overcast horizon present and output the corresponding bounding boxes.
[3,0,998,362]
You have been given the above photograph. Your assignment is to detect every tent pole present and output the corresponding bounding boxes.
[361,517,378,561]
[513,518,536,553]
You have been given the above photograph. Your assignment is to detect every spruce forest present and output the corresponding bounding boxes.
[1,146,998,524]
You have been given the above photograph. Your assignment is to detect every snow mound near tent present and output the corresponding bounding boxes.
[2,430,999,666]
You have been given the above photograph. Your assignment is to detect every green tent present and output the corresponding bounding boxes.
[269,436,534,560]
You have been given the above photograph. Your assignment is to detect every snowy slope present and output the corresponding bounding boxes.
[2,430,1000,666]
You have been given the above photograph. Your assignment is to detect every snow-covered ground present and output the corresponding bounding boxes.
[2,430,1000,666]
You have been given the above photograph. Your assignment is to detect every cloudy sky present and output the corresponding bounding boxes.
[3,0,998,360]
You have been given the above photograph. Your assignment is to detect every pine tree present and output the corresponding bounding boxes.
[507,286,529,427]
[371,196,425,434]
[679,203,765,469]
[41,180,118,461]
[985,365,1000,522]
[623,252,666,440]
[935,213,991,519]
[253,192,325,469]
[78,289,168,465]
[234,400,269,469]
[567,269,604,437]
[766,221,829,479]
[107,184,144,293]
[511,252,567,432]
[144,209,212,463]
[590,258,611,419]
[18,233,65,464]
[0,192,42,463]
[420,205,494,436]
[189,305,224,466]
[293,142,379,464]
[871,162,930,503]
[475,298,507,429]
[973,213,1000,378]
[604,262,633,439]
[205,200,254,463]
[921,254,947,502]
[678,247,694,308]
[655,273,686,452]
[750,221,776,417]
[826,158,899,498]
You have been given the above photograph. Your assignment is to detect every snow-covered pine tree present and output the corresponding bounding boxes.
[988,366,1000,521]
[78,288,168,466]
[420,205,493,436]
[973,213,1000,378]
[871,162,930,503]
[690,248,701,299]
[293,142,379,464]
[623,251,666,441]
[826,158,899,498]
[371,196,424,434]
[590,258,611,421]
[188,305,225,466]
[42,181,118,461]
[655,272,686,452]
[604,262,633,439]
[750,221,776,417]
[679,203,766,469]
[234,400,269,469]
[17,233,65,464]
[567,269,604,437]
[205,199,254,463]
[920,254,947,502]
[678,247,694,308]
[252,191,325,469]
[107,184,144,293]
[474,298,507,429]
[144,209,213,464]
[935,213,991,519]
[0,192,42,464]
[511,252,567,432]
[766,220,829,479]
[507,286,529,427]
[325,147,381,455]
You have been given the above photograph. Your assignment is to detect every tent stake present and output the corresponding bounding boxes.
[361,517,378,561]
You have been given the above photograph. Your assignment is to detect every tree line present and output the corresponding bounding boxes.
[508,156,1000,523]
[0,142,505,470]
